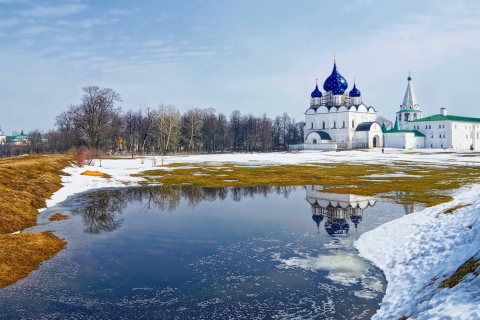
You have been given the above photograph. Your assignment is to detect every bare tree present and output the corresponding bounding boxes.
[243,114,258,152]
[44,130,61,154]
[376,116,393,130]
[216,113,230,152]
[182,107,203,153]
[229,110,243,151]
[155,104,181,160]
[26,130,44,154]
[259,113,272,151]
[69,86,123,151]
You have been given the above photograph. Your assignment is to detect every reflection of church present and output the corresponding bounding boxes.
[305,186,420,235]
[306,185,376,235]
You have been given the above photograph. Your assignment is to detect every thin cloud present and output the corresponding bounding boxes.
[0,19,19,28]
[19,4,87,18]
[22,26,50,34]
[108,9,130,15]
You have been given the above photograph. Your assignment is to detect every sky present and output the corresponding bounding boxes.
[1,0,480,135]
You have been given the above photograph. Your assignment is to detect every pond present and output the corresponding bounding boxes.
[0,185,417,319]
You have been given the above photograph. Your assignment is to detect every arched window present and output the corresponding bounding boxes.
[311,122,313,129]
[352,120,355,128]
[333,121,336,128]
[342,121,345,128]
[322,122,325,129]
[313,139,317,144]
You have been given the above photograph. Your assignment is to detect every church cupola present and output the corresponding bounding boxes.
[349,79,362,105]
[397,72,422,130]
[311,82,322,98]
[310,80,322,106]
[331,83,345,95]
[323,60,348,92]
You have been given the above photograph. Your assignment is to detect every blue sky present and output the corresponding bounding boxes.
[1,0,480,134]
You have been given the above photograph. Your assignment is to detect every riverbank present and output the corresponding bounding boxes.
[0,155,70,289]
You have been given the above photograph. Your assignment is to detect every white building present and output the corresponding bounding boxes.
[304,61,383,150]
[384,75,480,150]
[0,129,5,144]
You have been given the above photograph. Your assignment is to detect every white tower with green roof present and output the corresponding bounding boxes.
[397,73,422,130]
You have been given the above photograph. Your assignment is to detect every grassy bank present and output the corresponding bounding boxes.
[0,155,70,289]
[133,162,480,207]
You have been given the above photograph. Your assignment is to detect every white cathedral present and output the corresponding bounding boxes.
[304,60,383,150]
[303,61,480,150]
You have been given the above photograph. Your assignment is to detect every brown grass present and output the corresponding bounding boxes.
[132,162,480,207]
[49,213,69,221]
[0,154,71,289]
[81,170,111,178]
[441,204,472,214]
[0,232,66,288]
[439,256,480,289]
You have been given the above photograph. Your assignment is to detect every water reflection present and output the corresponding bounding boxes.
[306,185,376,236]
[71,185,419,236]
[71,185,298,234]
[1,184,412,319]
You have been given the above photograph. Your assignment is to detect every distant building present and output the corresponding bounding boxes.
[303,60,383,150]
[5,130,29,145]
[0,129,5,144]
[384,75,480,150]
[2,130,48,146]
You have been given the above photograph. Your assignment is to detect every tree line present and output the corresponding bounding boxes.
[1,86,305,157]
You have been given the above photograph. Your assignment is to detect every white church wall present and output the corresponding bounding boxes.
[450,121,476,150]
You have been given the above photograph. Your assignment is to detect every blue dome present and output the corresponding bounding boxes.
[323,62,348,92]
[331,83,345,95]
[350,215,362,227]
[349,83,361,97]
[311,84,322,98]
[325,219,350,236]
[312,214,324,228]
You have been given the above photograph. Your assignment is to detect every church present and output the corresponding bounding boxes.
[303,60,480,150]
[383,75,480,150]
[303,60,383,150]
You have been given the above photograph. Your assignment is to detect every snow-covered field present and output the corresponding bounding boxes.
[42,148,480,320]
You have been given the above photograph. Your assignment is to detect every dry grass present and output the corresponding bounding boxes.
[0,154,71,289]
[132,162,480,207]
[48,213,69,221]
[0,155,71,233]
[441,204,472,214]
[81,170,111,178]
[439,256,480,289]
[0,232,66,288]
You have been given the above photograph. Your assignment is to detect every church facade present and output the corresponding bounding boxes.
[384,75,480,150]
[304,61,383,149]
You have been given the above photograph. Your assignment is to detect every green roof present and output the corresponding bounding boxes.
[411,114,480,123]
[397,109,421,113]
[387,129,426,137]
[392,119,399,131]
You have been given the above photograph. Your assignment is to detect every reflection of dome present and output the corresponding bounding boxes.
[323,62,348,92]
[312,214,324,228]
[350,215,362,227]
[311,84,322,98]
[325,219,350,235]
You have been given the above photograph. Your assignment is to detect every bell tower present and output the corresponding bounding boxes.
[397,73,422,130]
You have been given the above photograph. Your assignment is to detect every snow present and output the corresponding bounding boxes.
[39,148,480,319]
